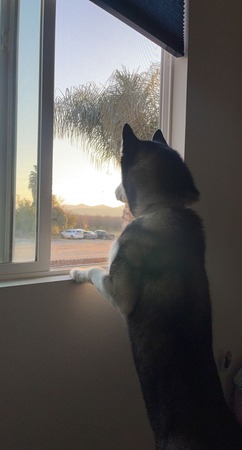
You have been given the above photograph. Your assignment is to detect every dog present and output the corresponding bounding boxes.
[71,124,242,449]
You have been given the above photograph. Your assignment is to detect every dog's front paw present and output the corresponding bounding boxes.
[70,268,89,283]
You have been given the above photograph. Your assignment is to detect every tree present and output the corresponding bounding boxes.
[54,64,160,165]
[15,199,36,237]
[28,167,79,236]
[28,165,38,205]
[51,196,79,236]
[51,195,68,236]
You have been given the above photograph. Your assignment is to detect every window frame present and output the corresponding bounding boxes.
[0,0,17,264]
[0,0,55,279]
[0,0,180,282]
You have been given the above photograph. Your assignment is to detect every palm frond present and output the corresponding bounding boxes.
[54,64,160,166]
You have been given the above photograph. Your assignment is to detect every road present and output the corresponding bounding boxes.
[13,238,115,268]
[51,238,114,267]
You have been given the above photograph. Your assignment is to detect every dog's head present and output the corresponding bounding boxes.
[116,124,199,217]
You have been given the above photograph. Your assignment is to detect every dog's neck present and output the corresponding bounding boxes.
[133,199,185,217]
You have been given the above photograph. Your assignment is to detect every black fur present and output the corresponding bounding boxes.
[122,124,200,217]
[71,124,242,449]
[120,124,242,449]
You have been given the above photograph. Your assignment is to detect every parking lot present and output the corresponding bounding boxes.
[51,238,114,267]
[13,238,115,268]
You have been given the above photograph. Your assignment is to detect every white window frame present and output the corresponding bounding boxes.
[0,0,55,280]
[0,0,182,282]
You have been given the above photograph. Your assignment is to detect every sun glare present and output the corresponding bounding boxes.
[53,139,122,207]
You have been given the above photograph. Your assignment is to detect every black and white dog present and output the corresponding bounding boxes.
[71,124,242,449]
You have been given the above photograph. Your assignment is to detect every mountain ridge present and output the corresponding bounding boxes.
[63,203,124,217]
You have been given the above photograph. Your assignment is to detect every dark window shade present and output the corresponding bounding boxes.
[90,0,185,57]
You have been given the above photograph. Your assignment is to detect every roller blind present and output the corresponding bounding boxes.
[90,0,185,57]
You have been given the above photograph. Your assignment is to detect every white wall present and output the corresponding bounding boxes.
[0,280,153,449]
[184,1,242,402]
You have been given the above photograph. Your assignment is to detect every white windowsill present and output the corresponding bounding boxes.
[0,272,72,288]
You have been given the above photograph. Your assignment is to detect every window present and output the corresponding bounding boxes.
[0,0,176,280]
[51,0,162,270]
[0,0,55,278]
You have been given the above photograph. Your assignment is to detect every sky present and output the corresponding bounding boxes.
[15,0,41,205]
[54,0,160,92]
[16,0,161,208]
[52,0,161,207]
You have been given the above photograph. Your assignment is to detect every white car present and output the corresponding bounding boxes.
[60,229,84,239]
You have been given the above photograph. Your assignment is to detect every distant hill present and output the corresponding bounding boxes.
[63,203,124,217]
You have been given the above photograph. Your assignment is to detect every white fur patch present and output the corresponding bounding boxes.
[70,267,115,307]
[108,239,120,268]
[70,268,89,283]
[70,236,135,315]
[115,182,127,203]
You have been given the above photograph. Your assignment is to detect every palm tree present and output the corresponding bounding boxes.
[54,64,160,166]
[28,165,38,205]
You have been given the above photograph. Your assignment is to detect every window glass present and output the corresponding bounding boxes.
[52,0,161,270]
[0,0,164,279]
[0,0,52,277]
[13,0,42,262]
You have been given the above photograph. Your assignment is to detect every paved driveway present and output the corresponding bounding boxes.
[14,238,115,268]
[51,238,114,268]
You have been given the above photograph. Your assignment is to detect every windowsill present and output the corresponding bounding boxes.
[0,262,107,288]
[0,272,72,288]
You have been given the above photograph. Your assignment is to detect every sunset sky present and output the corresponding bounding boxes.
[52,0,161,206]
[16,0,160,207]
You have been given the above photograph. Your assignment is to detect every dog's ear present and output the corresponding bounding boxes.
[152,129,167,145]
[123,123,138,145]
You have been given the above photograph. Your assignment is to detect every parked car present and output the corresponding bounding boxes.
[94,230,115,240]
[60,229,84,239]
[83,231,97,240]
